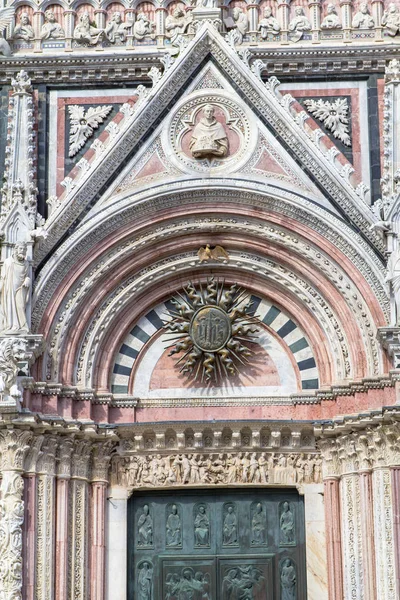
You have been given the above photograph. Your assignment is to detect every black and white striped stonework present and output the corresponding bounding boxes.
[111,296,319,394]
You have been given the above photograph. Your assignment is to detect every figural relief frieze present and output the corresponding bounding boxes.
[164,92,255,174]
[165,567,211,600]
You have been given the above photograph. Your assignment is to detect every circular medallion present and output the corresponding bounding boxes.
[190,305,232,352]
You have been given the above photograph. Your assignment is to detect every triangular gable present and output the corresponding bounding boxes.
[36,24,383,265]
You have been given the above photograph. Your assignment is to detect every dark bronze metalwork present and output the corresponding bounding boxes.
[128,489,306,599]
[163,278,260,383]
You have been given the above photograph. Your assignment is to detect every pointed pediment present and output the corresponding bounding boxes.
[37,23,382,265]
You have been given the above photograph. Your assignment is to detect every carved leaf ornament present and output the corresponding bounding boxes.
[304,97,351,147]
[163,278,260,382]
[68,104,113,157]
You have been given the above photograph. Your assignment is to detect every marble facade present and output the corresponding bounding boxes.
[0,6,400,600]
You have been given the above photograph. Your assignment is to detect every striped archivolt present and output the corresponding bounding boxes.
[111,294,319,396]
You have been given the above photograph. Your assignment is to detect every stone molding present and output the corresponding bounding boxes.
[33,27,381,264]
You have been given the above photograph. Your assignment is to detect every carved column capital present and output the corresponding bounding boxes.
[0,428,33,471]
[91,441,114,483]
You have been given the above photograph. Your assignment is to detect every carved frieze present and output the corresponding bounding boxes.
[111,451,322,492]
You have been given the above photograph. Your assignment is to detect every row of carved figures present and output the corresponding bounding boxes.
[112,451,322,488]
[4,0,400,51]
[136,499,297,548]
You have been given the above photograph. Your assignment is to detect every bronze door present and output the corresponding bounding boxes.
[128,489,306,599]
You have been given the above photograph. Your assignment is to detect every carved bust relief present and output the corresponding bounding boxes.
[165,91,255,174]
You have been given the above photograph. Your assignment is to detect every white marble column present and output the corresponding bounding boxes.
[340,473,364,600]
[373,467,397,600]
[303,483,328,600]
[35,436,58,600]
[0,429,32,600]
[106,486,128,600]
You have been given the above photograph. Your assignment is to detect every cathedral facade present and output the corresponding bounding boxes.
[0,2,400,598]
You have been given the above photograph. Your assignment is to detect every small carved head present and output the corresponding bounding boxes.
[359,2,368,12]
[112,11,122,22]
[264,6,272,16]
[326,3,336,13]
[14,242,27,262]
[45,10,56,22]
[20,12,30,24]
[294,6,304,15]
[233,7,242,19]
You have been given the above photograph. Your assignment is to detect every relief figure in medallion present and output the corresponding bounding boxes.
[223,504,238,545]
[251,502,266,545]
[189,104,228,159]
[138,561,153,600]
[166,504,182,546]
[194,504,210,546]
[280,502,295,544]
[281,559,296,600]
[138,504,153,546]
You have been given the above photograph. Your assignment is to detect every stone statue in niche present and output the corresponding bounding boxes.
[226,7,248,45]
[280,502,295,544]
[190,104,228,159]
[321,3,341,28]
[105,12,132,43]
[258,7,280,37]
[138,561,153,600]
[280,559,296,600]
[40,10,65,39]
[382,3,400,35]
[223,504,238,545]
[351,2,374,28]
[288,7,311,41]
[0,243,30,334]
[251,502,266,545]
[166,504,182,546]
[194,504,210,546]
[13,12,34,41]
[196,0,219,8]
[73,12,105,45]
[133,12,155,40]
[385,246,400,325]
[165,7,192,38]
[137,504,153,546]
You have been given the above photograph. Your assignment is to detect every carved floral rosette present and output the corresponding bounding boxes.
[163,91,256,174]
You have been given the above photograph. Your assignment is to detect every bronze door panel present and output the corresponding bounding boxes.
[128,489,306,599]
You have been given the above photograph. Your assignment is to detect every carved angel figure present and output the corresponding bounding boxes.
[73,12,105,44]
[68,105,113,157]
[289,7,311,41]
[197,244,229,262]
[258,7,280,37]
[382,3,400,35]
[352,2,374,28]
[105,11,132,43]
[13,11,34,41]
[40,10,65,39]
[304,97,351,146]
[321,3,341,29]
[133,12,155,40]
[0,7,14,56]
